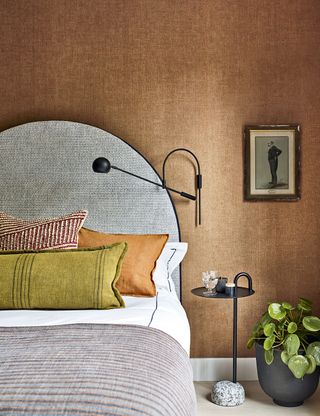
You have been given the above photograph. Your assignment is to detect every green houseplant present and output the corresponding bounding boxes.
[247,297,320,406]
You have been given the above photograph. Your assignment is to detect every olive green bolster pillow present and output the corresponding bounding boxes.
[0,243,127,310]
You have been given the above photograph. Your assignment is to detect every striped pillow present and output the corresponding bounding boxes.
[0,210,88,251]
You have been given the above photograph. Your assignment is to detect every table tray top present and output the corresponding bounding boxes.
[191,286,255,299]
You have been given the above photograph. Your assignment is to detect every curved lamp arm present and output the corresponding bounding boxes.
[92,157,197,201]
[162,148,202,226]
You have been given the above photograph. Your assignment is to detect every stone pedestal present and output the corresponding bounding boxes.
[211,380,245,406]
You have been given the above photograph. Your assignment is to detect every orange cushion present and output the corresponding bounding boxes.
[78,228,168,297]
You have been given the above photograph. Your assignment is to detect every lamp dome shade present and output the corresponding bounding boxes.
[92,157,111,173]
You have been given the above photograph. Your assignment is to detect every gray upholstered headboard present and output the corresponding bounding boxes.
[0,121,181,298]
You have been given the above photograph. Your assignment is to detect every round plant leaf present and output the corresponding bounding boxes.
[302,316,320,332]
[263,323,276,337]
[288,355,309,379]
[282,302,294,310]
[268,303,286,321]
[281,351,290,365]
[306,342,320,365]
[263,335,275,351]
[297,304,312,313]
[264,349,274,365]
[252,322,261,332]
[297,298,312,313]
[252,322,263,337]
[285,334,300,355]
[246,337,255,349]
[287,322,298,334]
[260,312,272,327]
[299,297,312,306]
[305,354,317,375]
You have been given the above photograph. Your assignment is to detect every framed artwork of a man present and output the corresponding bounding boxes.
[244,125,301,201]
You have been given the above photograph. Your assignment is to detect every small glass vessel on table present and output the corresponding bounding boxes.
[202,271,219,296]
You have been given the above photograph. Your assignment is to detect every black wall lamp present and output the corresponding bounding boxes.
[92,148,202,226]
[162,148,202,226]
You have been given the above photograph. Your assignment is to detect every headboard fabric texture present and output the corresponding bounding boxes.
[0,121,181,298]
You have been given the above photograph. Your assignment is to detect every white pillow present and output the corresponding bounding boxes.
[153,242,188,295]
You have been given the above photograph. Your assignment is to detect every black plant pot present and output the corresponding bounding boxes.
[255,342,320,407]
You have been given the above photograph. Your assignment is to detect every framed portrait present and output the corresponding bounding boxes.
[244,125,301,201]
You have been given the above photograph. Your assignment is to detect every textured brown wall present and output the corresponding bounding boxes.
[1,0,319,357]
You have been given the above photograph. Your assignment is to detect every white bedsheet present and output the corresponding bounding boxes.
[0,288,191,354]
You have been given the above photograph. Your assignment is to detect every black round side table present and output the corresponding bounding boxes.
[191,272,255,406]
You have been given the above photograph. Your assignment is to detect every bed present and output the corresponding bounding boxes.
[0,121,197,415]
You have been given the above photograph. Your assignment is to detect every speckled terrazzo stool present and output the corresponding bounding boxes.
[211,380,245,406]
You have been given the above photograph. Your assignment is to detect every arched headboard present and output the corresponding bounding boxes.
[0,121,181,298]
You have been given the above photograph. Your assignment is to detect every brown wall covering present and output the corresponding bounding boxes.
[1,0,319,357]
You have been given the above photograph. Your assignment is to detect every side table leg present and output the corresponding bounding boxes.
[233,297,238,383]
[211,296,245,406]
